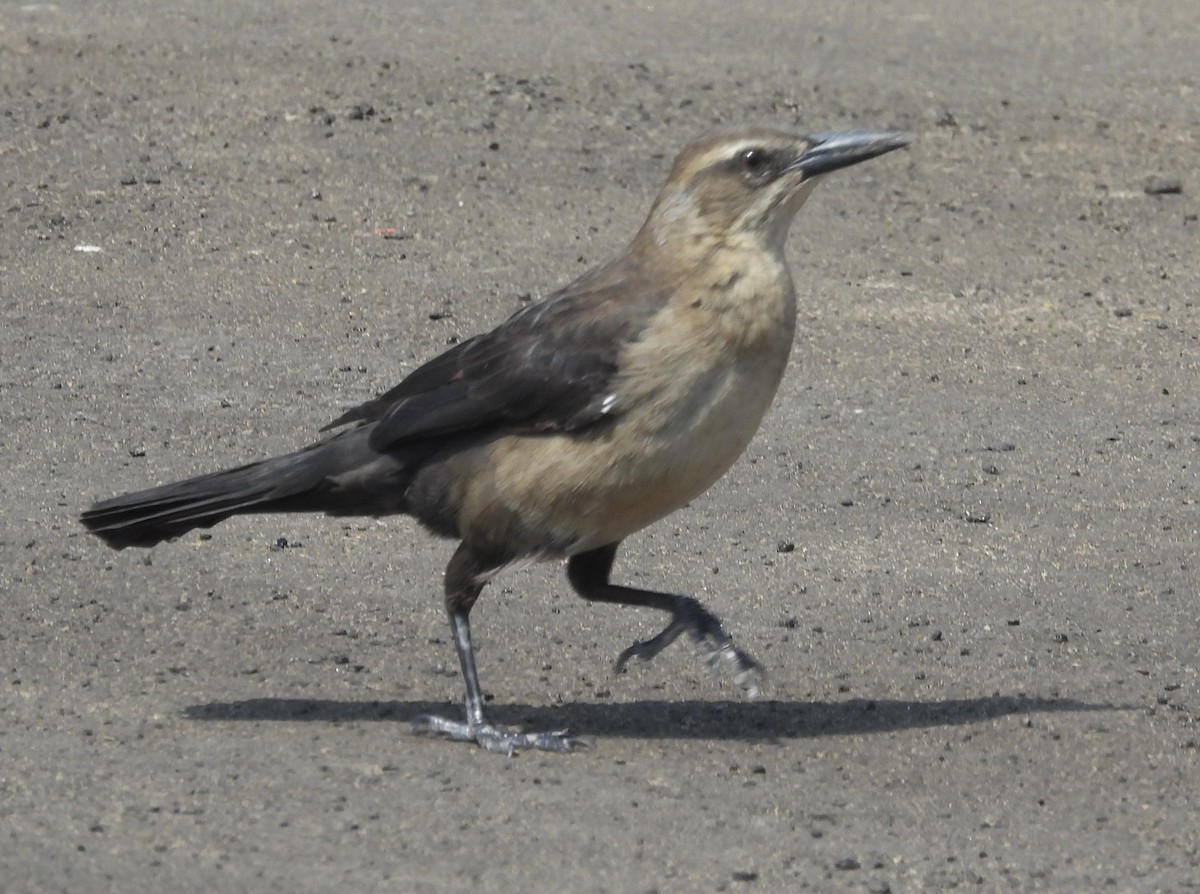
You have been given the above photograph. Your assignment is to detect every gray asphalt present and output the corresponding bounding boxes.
[2,1,1197,891]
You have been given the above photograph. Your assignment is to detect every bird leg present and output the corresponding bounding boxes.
[410,543,587,754]
[567,544,763,696]
[613,593,764,695]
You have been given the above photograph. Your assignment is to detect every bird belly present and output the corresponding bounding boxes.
[477,351,788,555]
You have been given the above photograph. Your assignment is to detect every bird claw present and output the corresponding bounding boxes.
[614,595,764,696]
[410,713,589,755]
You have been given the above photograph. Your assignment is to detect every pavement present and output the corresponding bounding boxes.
[2,1,1197,891]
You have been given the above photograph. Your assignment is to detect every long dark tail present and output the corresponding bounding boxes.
[81,431,410,550]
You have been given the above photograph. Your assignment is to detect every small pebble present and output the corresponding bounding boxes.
[1144,177,1182,195]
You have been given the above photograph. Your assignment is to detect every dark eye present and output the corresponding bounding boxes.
[737,148,770,175]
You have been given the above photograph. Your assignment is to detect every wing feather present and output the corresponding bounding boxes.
[321,254,665,452]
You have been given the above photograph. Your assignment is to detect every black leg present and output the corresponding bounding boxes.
[567,543,763,695]
[410,543,587,754]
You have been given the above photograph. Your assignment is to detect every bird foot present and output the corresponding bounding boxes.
[614,595,764,696]
[410,713,589,755]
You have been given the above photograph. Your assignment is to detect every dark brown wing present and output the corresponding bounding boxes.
[321,253,666,453]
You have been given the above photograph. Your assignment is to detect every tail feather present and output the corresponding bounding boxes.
[81,452,315,549]
[82,419,434,549]
[80,426,410,549]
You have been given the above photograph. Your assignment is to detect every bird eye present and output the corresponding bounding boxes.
[737,148,770,175]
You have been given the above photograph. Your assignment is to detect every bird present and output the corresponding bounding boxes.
[82,125,911,754]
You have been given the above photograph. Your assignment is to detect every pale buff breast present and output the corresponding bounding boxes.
[475,273,797,554]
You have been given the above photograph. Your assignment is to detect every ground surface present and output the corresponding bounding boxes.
[2,1,1198,891]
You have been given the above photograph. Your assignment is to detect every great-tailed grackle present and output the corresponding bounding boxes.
[82,126,911,753]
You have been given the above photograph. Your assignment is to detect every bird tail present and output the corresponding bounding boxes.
[80,432,403,549]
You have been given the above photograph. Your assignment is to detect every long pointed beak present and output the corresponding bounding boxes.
[794,130,912,177]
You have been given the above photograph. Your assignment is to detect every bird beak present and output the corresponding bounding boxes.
[793,130,912,178]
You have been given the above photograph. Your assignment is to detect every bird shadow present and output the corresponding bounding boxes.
[184,693,1124,742]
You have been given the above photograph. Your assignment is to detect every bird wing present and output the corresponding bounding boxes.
[321,255,666,453]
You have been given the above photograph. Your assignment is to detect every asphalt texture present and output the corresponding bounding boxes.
[2,2,1197,891]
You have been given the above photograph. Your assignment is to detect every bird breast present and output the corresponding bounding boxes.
[478,261,797,555]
